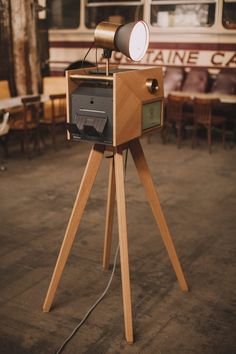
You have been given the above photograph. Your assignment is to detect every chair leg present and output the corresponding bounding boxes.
[208,125,212,154]
[161,125,166,144]
[33,127,41,154]
[20,135,24,153]
[222,123,226,149]
[192,124,197,149]
[24,129,31,159]
[64,123,70,148]
[39,125,47,149]
[2,134,9,158]
[161,123,169,144]
[177,123,181,149]
[0,135,8,170]
[51,123,57,150]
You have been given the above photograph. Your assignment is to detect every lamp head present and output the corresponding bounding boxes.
[94,20,149,62]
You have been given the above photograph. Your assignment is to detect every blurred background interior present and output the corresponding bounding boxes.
[0,0,236,159]
[0,1,236,354]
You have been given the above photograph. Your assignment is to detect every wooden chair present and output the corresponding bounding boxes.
[42,77,67,149]
[42,77,66,95]
[0,80,11,99]
[0,80,24,120]
[162,94,193,148]
[40,93,66,149]
[10,95,41,158]
[0,112,10,170]
[192,98,226,154]
[210,69,236,146]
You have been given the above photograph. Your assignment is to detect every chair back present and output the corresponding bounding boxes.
[43,77,66,95]
[182,68,209,93]
[21,95,41,128]
[193,98,214,125]
[0,112,10,136]
[0,80,11,99]
[43,77,66,121]
[166,94,188,122]
[49,93,66,122]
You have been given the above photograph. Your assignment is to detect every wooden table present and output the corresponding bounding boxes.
[167,91,236,104]
[0,94,49,111]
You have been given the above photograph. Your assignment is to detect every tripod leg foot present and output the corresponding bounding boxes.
[43,144,105,312]
[130,139,188,292]
[114,147,133,343]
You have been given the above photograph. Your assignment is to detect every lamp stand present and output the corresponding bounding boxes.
[103,48,112,76]
[43,138,189,344]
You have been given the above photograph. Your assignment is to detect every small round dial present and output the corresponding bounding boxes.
[146,79,158,94]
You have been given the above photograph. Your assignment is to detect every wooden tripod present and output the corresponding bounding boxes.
[43,138,188,343]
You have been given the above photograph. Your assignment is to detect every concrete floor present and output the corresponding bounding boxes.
[0,134,235,354]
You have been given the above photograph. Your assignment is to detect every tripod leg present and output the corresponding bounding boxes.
[43,144,105,312]
[103,157,116,270]
[129,139,188,292]
[114,147,133,343]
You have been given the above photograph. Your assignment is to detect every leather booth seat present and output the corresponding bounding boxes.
[164,67,184,94]
[182,68,209,93]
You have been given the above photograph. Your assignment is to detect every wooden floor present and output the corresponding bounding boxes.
[0,134,236,354]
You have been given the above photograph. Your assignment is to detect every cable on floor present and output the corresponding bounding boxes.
[55,149,129,354]
[55,244,120,354]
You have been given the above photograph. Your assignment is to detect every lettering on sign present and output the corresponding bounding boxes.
[99,49,236,68]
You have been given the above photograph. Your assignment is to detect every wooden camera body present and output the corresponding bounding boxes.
[66,66,164,146]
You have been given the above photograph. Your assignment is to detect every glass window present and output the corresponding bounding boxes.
[150,1,215,28]
[47,0,80,29]
[223,0,236,29]
[85,1,143,29]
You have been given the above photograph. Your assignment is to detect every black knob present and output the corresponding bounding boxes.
[146,78,158,94]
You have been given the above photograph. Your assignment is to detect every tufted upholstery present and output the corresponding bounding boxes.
[211,69,236,95]
[164,67,184,94]
[182,68,209,93]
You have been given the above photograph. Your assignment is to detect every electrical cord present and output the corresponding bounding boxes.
[55,150,129,354]
[95,46,98,72]
[55,244,120,354]
[81,41,95,69]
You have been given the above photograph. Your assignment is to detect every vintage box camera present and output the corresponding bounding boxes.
[66,66,164,146]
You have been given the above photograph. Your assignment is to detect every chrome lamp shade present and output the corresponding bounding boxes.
[94,20,149,61]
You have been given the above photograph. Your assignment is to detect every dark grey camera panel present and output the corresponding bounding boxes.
[69,82,113,145]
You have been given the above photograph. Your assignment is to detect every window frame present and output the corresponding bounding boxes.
[84,0,144,29]
[47,0,81,30]
[222,0,236,30]
[149,0,217,31]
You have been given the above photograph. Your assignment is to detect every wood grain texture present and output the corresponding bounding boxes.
[103,157,116,270]
[114,147,133,343]
[113,73,141,146]
[43,144,105,312]
[114,67,164,145]
[129,139,189,292]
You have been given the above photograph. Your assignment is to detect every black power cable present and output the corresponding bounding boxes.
[81,41,95,69]
[55,150,129,354]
